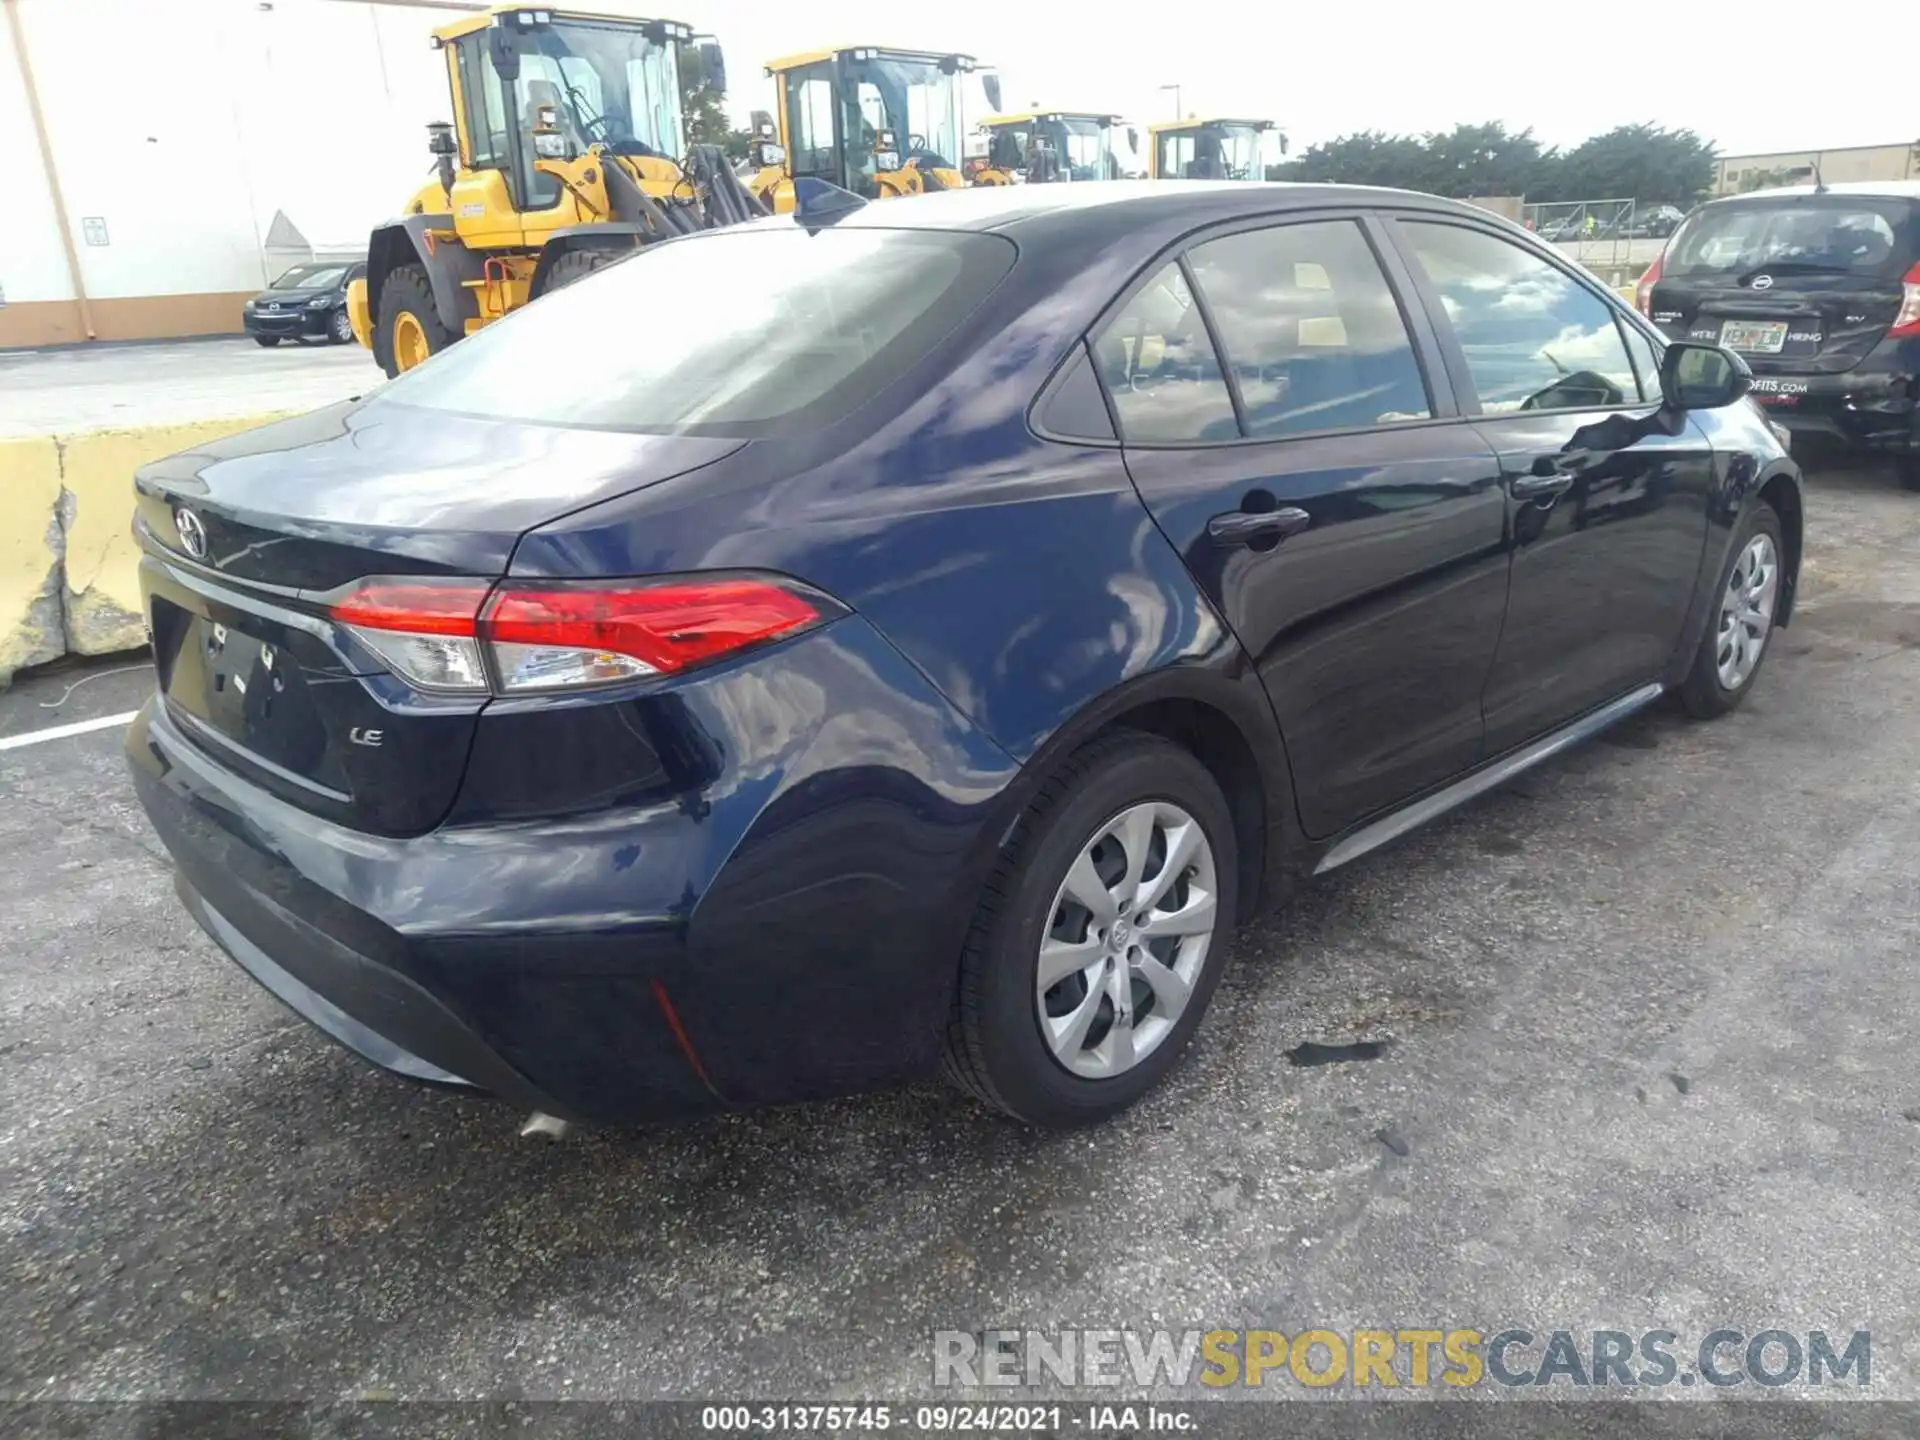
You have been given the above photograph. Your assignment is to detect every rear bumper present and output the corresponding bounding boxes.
[127,617,1021,1124]
[1748,364,1918,451]
[131,701,703,1122]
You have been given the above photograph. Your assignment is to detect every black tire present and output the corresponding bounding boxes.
[328,307,355,344]
[253,335,281,348]
[541,247,619,293]
[1897,453,1920,494]
[372,264,458,379]
[1678,501,1785,719]
[944,731,1239,1128]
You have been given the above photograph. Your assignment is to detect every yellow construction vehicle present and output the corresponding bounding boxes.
[746,47,994,210]
[968,112,1133,185]
[1146,118,1283,181]
[346,5,766,377]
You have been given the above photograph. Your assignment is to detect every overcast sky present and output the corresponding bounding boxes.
[686,0,1914,159]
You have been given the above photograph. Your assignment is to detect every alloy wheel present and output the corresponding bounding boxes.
[1035,801,1219,1079]
[1716,532,1778,691]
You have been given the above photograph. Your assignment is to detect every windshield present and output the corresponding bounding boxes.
[845,55,962,188]
[1046,118,1111,181]
[271,264,350,290]
[1665,197,1917,280]
[375,228,1015,436]
[515,20,685,159]
[1213,125,1265,181]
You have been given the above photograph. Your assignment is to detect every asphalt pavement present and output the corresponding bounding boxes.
[0,339,377,435]
[3,452,1919,1410]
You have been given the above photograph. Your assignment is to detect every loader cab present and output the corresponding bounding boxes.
[761,47,978,204]
[1147,118,1280,181]
[434,7,702,229]
[970,112,1125,184]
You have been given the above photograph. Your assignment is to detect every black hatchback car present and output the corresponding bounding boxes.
[129,184,1802,1130]
[242,260,366,347]
[1638,181,1920,487]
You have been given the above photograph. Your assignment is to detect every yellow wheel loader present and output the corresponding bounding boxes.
[1146,118,1283,180]
[968,112,1132,185]
[744,47,993,212]
[346,5,767,377]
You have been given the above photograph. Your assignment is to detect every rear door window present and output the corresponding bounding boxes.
[1186,219,1432,436]
[1090,262,1239,443]
[1399,221,1639,413]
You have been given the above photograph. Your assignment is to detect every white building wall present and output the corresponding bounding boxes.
[0,5,76,306]
[0,0,477,344]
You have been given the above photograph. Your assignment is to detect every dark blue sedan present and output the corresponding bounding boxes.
[127,182,1803,1129]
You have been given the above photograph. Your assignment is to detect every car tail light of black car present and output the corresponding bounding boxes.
[330,575,835,694]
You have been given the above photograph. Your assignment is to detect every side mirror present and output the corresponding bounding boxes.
[1126,126,1139,152]
[982,72,1003,113]
[751,141,786,169]
[688,38,728,97]
[1659,342,1753,410]
[487,25,520,83]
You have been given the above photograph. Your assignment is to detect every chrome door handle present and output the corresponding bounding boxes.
[1207,506,1312,545]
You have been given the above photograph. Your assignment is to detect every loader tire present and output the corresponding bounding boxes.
[373,265,457,379]
[541,248,620,293]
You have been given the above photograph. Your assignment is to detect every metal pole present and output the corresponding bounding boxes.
[5,0,94,339]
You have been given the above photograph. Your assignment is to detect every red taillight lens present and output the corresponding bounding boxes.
[329,580,489,636]
[1634,252,1663,317]
[484,579,822,686]
[328,574,828,694]
[1888,258,1920,339]
[330,578,491,691]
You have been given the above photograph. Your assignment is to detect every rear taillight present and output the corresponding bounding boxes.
[329,574,832,694]
[1634,252,1663,317]
[1888,258,1920,339]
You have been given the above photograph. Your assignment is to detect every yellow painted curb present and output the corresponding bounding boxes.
[1,412,297,685]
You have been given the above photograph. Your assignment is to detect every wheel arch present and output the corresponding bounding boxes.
[528,225,650,301]
[981,666,1298,926]
[1756,465,1803,626]
[366,217,482,334]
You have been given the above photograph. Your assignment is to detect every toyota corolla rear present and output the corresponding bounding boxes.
[126,222,1026,1123]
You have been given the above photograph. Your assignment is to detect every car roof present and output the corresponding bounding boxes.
[1702,179,1920,205]
[822,180,1493,237]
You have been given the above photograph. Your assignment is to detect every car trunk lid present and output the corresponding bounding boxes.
[134,399,744,835]
[1657,271,1905,373]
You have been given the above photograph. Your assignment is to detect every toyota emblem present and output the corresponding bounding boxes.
[1751,274,1774,291]
[174,507,209,560]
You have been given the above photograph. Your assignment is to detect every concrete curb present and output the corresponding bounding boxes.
[0,414,294,687]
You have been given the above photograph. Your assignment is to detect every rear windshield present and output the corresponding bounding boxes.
[1664,196,1918,281]
[375,227,1016,436]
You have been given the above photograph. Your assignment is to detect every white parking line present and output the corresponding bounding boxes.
[0,711,139,751]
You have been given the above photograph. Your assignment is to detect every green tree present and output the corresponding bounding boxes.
[1270,130,1430,187]
[682,83,731,153]
[1414,121,1548,198]
[1547,123,1715,206]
